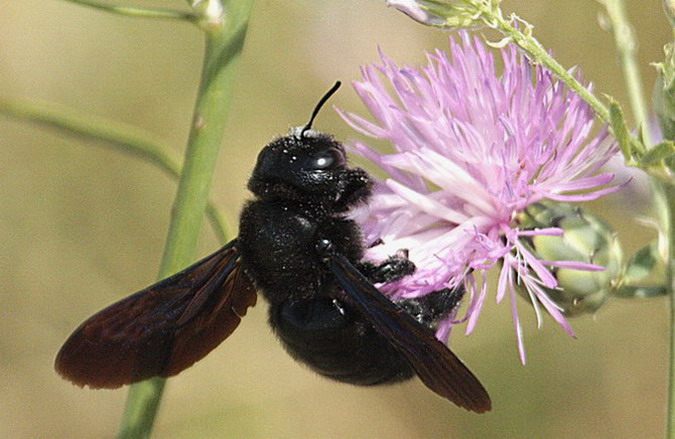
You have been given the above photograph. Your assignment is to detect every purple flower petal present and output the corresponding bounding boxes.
[339,31,619,361]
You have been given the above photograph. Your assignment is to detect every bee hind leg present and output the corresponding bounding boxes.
[395,286,465,328]
[357,250,415,284]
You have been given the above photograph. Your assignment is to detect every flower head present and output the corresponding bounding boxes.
[338,33,619,362]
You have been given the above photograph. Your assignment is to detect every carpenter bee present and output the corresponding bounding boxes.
[55,83,491,413]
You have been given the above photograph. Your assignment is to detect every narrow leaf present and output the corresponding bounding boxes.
[608,99,636,162]
[624,241,662,282]
[642,141,675,166]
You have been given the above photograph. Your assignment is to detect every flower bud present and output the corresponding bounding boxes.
[385,0,485,28]
[386,0,445,25]
[515,202,623,316]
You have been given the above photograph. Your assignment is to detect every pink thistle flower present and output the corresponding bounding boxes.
[337,33,619,363]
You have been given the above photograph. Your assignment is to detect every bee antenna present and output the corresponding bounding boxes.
[301,81,341,138]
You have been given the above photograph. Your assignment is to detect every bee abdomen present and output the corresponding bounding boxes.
[270,297,414,386]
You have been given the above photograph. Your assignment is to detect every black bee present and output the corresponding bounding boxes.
[55,83,491,413]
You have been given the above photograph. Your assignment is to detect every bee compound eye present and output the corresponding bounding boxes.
[310,147,346,170]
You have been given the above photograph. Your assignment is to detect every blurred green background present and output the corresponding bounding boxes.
[0,1,670,438]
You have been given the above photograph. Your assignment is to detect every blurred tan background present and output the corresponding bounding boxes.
[0,1,671,438]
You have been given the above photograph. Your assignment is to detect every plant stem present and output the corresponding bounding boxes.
[665,182,675,439]
[62,0,197,21]
[117,1,255,437]
[658,7,675,435]
[473,6,611,124]
[0,98,229,243]
[600,0,652,146]
[590,3,675,436]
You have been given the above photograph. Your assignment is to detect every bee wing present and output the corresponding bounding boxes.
[55,239,257,389]
[326,253,491,413]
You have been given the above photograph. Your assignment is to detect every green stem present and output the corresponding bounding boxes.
[0,98,229,244]
[665,182,675,439]
[62,0,197,21]
[117,1,255,437]
[604,2,674,436]
[475,6,611,124]
[600,0,653,146]
[658,6,675,434]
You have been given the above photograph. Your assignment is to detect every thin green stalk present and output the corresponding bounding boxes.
[666,183,675,439]
[602,2,674,436]
[117,1,255,437]
[659,8,675,436]
[600,0,652,146]
[660,3,675,435]
[0,98,229,243]
[62,0,197,21]
[475,5,611,123]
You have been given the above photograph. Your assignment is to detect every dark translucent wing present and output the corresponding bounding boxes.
[55,239,257,389]
[327,253,491,413]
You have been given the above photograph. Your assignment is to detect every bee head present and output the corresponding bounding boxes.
[247,82,372,210]
[248,129,371,211]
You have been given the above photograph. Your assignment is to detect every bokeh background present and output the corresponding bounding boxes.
[0,1,671,438]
